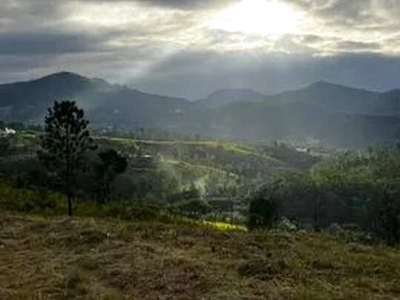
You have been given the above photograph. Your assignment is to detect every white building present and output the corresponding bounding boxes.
[0,127,16,136]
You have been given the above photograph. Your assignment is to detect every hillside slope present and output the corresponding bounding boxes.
[3,73,400,147]
[140,81,400,147]
[1,213,400,300]
[0,72,190,127]
[195,88,267,108]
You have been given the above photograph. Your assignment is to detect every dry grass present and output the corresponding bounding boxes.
[1,213,400,300]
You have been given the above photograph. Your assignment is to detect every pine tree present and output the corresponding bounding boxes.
[41,100,94,216]
[94,149,127,204]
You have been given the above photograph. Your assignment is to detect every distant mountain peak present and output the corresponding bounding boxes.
[37,71,87,81]
[308,80,343,89]
[31,72,113,90]
[208,88,261,96]
[51,71,79,76]
[22,72,91,88]
[306,81,375,94]
[312,80,329,85]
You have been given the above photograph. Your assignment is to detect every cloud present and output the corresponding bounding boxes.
[130,50,400,98]
[0,0,400,98]
[2,0,399,56]
[288,0,375,24]
[337,41,381,52]
[73,0,236,10]
[136,0,236,10]
[288,0,400,31]
[0,32,106,55]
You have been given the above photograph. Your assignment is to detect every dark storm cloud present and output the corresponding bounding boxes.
[0,32,105,55]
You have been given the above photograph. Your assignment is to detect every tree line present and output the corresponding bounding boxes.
[248,147,400,244]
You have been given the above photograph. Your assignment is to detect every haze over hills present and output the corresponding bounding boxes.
[1,72,400,148]
[195,88,268,108]
[0,72,190,127]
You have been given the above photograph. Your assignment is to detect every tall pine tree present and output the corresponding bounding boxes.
[41,100,94,216]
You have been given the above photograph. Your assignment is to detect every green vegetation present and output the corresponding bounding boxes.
[0,101,320,226]
[250,146,400,244]
[94,149,127,205]
[247,187,280,230]
[2,100,400,244]
[3,100,400,299]
[40,101,94,216]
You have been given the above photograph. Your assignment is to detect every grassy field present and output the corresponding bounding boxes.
[1,213,400,300]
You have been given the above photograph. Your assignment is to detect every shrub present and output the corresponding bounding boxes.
[247,188,280,230]
[174,199,212,219]
[0,181,64,213]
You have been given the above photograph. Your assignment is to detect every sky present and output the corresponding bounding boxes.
[1,0,400,99]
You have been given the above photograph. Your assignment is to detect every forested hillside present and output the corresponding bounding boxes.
[2,73,400,148]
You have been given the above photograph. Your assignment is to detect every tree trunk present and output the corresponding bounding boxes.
[66,170,73,216]
[66,126,72,216]
[67,191,72,217]
[313,196,321,232]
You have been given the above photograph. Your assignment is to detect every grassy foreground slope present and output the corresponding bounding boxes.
[1,213,400,300]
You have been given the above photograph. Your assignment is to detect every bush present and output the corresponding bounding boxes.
[174,199,212,219]
[0,181,64,213]
[247,188,280,230]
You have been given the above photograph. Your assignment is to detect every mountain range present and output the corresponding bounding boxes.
[1,72,400,148]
